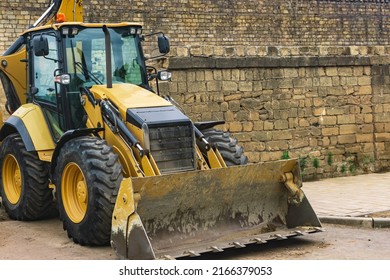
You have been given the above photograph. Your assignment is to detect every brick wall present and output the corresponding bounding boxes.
[0,0,47,52]
[1,0,390,178]
[162,51,390,179]
[3,0,389,51]
[86,0,390,47]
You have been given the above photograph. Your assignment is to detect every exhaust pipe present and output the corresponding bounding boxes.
[33,0,60,27]
[4,0,61,56]
[103,25,113,89]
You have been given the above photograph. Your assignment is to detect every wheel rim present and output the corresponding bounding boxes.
[2,154,22,204]
[61,162,88,224]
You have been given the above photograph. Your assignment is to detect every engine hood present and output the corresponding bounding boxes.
[90,83,172,115]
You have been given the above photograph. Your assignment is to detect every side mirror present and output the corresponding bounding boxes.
[33,35,49,57]
[158,35,170,54]
[30,86,39,95]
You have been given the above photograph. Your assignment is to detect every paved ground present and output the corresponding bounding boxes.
[1,171,390,260]
[303,172,390,218]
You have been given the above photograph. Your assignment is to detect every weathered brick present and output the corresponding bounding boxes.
[299,119,310,127]
[229,121,243,132]
[235,111,250,121]
[238,82,253,92]
[187,82,206,93]
[290,139,309,149]
[266,140,289,151]
[345,77,358,86]
[260,152,284,162]
[339,125,357,135]
[358,86,372,95]
[264,121,274,130]
[322,127,339,136]
[220,102,229,112]
[313,107,325,116]
[228,100,240,111]
[375,133,390,142]
[325,67,338,77]
[272,131,293,140]
[251,131,272,141]
[357,76,371,86]
[358,124,374,134]
[338,67,353,76]
[206,81,222,92]
[338,134,356,144]
[363,143,375,153]
[176,47,189,57]
[242,122,254,132]
[274,120,289,130]
[327,108,345,115]
[222,81,238,91]
[338,115,356,124]
[284,68,299,78]
[320,77,333,87]
[357,134,374,143]
[375,113,390,123]
[246,152,260,163]
[321,116,337,125]
[224,94,241,101]
[224,111,234,122]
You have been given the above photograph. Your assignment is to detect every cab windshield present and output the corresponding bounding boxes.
[63,26,145,91]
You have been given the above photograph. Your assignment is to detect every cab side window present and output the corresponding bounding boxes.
[33,35,58,104]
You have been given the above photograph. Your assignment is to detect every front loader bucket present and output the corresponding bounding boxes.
[111,159,322,259]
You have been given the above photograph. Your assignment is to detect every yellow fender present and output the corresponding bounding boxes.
[0,104,55,160]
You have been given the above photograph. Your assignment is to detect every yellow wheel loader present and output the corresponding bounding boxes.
[0,0,322,259]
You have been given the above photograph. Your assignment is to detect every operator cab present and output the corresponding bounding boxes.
[26,22,170,140]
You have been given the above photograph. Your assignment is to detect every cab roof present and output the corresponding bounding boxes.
[22,22,143,36]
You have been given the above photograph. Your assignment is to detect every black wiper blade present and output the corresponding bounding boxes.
[75,62,103,85]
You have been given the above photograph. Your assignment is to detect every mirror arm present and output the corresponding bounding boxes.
[145,54,168,61]
[43,56,62,63]
[142,31,165,39]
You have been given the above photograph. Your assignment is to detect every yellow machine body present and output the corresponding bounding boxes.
[0,0,322,260]
[0,0,83,113]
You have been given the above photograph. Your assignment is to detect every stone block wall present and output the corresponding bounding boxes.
[1,0,390,179]
[162,50,390,179]
[3,1,388,50]
[86,0,390,47]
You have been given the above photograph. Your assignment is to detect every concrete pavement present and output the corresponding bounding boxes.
[302,172,390,228]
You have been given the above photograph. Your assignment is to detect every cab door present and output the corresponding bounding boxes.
[29,31,65,140]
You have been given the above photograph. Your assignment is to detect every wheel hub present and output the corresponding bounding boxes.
[76,180,87,204]
[2,154,22,205]
[62,162,88,224]
[14,170,21,188]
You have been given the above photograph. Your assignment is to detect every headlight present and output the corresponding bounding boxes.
[54,74,71,85]
[157,70,172,81]
[142,123,150,151]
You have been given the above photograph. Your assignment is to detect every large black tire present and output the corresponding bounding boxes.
[201,128,248,166]
[54,136,122,246]
[0,134,53,220]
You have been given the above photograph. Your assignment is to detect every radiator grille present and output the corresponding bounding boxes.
[149,123,196,174]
